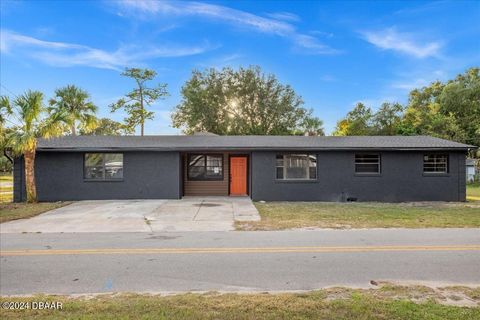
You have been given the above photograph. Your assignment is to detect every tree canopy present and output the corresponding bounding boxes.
[333,102,373,136]
[0,96,13,148]
[1,90,65,201]
[79,118,134,136]
[171,66,324,135]
[334,67,480,148]
[48,85,98,136]
[110,68,169,136]
[402,67,479,146]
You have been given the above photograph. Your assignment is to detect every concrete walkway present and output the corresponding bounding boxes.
[0,197,260,233]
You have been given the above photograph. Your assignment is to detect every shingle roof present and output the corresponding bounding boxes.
[36,135,475,151]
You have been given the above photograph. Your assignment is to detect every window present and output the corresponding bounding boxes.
[276,154,317,180]
[188,154,223,180]
[84,153,123,180]
[355,154,381,174]
[423,154,448,173]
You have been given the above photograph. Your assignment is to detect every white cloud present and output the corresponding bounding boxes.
[0,29,214,70]
[195,53,244,69]
[115,0,338,55]
[220,54,243,62]
[292,34,339,54]
[361,27,442,58]
[1,30,84,51]
[391,78,430,90]
[391,69,447,90]
[265,11,300,22]
[117,1,292,34]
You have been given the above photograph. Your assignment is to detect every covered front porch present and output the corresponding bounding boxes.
[181,152,251,197]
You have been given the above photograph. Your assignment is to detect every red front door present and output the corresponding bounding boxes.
[230,157,247,196]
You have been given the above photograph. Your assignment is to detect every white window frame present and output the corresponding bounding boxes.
[275,154,317,180]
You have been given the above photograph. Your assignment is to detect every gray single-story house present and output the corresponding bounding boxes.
[13,135,475,203]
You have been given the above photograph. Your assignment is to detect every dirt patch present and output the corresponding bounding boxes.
[364,282,480,307]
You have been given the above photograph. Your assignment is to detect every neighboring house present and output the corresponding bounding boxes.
[13,135,475,203]
[466,158,477,182]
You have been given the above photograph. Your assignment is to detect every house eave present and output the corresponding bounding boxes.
[35,146,473,152]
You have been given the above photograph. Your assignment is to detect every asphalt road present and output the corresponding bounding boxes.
[1,229,479,295]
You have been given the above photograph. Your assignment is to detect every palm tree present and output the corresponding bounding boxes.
[0,96,12,148]
[49,85,98,136]
[1,91,65,202]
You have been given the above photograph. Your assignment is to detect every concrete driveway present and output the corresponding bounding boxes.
[0,197,260,233]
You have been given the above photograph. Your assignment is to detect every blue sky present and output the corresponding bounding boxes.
[1,0,479,135]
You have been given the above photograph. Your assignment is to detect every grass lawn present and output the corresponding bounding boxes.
[467,182,480,201]
[0,202,70,223]
[0,193,13,203]
[1,284,478,320]
[0,185,13,193]
[0,174,13,203]
[0,174,12,182]
[239,201,480,230]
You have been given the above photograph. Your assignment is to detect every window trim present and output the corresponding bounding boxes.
[187,153,224,181]
[423,153,449,174]
[354,153,381,175]
[275,153,317,181]
[84,152,124,181]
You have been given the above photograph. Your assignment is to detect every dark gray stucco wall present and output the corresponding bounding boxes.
[13,156,26,203]
[18,151,181,202]
[13,149,467,202]
[251,151,466,202]
[458,155,466,201]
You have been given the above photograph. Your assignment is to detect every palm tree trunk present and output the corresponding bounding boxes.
[24,149,37,202]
